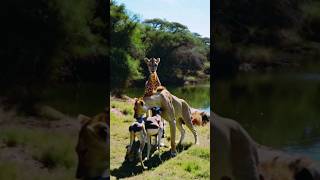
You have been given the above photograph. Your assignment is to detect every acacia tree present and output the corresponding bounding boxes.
[141,18,209,84]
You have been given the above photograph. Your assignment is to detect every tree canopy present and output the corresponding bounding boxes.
[109,1,210,93]
[0,0,209,112]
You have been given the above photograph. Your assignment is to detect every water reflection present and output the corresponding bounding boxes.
[125,84,210,110]
[42,83,210,115]
[214,72,320,161]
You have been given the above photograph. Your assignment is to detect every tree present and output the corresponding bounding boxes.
[110,1,143,95]
[141,19,209,84]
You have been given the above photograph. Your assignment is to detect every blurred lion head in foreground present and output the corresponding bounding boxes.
[76,111,109,179]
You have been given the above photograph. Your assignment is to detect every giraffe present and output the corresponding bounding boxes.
[143,57,161,97]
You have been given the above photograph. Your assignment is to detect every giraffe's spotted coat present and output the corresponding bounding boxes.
[143,58,161,97]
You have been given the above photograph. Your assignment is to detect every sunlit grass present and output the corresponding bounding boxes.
[0,162,75,180]
[110,99,210,179]
[0,127,76,170]
[123,146,210,180]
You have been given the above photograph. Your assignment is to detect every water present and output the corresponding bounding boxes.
[42,83,210,116]
[125,83,210,112]
[214,72,320,161]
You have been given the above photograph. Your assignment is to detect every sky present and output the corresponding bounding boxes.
[115,0,210,38]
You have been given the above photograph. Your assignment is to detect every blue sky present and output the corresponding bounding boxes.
[115,0,210,38]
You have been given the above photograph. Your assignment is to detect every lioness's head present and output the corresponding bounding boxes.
[76,112,109,179]
[133,98,148,118]
[144,57,160,73]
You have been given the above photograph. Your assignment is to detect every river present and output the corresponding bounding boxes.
[214,72,320,161]
[124,83,210,113]
[42,82,210,116]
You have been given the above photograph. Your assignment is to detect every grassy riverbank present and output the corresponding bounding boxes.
[0,108,79,180]
[110,98,210,179]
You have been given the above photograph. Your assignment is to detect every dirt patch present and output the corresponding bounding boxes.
[0,145,43,169]
[111,108,125,117]
[0,105,81,134]
[111,95,134,103]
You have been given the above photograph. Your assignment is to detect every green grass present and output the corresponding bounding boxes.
[0,162,74,180]
[130,146,210,180]
[110,99,210,179]
[111,100,134,114]
[0,127,76,169]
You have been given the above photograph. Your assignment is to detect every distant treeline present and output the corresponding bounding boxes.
[214,0,320,78]
[0,0,209,113]
[110,1,210,95]
[0,0,108,113]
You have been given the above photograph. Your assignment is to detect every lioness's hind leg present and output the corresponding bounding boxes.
[182,104,198,145]
[176,119,185,145]
[162,108,177,156]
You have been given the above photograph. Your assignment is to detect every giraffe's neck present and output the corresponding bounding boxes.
[143,72,161,97]
[150,72,160,85]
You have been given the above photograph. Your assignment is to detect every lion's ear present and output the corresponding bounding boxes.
[144,58,150,63]
[78,114,91,125]
[156,58,160,63]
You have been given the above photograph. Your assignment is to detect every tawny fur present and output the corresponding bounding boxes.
[134,86,198,155]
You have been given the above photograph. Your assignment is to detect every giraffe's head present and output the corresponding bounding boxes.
[144,57,160,73]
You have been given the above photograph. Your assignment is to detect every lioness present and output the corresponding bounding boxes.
[76,112,109,179]
[212,112,320,180]
[134,86,198,156]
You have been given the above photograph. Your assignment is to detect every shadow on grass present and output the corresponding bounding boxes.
[111,140,192,179]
